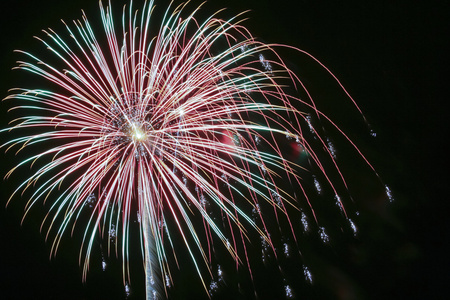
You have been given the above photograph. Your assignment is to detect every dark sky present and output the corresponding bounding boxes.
[1,0,448,299]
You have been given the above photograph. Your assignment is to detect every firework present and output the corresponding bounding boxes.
[2,1,377,299]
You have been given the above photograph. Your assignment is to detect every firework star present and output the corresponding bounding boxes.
[1,1,378,299]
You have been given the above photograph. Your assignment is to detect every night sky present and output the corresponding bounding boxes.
[1,0,448,299]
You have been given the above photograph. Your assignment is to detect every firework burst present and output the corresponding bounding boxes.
[2,1,378,299]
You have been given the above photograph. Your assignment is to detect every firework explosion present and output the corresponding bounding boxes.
[2,1,379,299]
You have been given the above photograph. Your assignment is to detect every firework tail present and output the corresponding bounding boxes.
[142,201,160,300]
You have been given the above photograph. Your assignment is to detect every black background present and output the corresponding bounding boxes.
[0,0,447,299]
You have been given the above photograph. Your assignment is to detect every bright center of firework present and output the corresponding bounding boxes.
[131,122,146,141]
